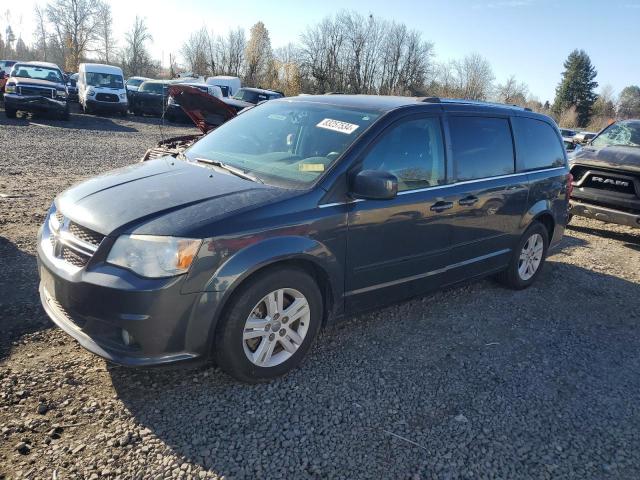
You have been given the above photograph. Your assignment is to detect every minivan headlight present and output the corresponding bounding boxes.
[107,235,202,278]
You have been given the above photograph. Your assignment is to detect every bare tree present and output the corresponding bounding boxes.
[96,2,115,64]
[430,53,494,100]
[224,28,245,76]
[122,16,156,77]
[244,22,273,86]
[558,105,578,128]
[495,75,529,105]
[33,5,48,61]
[181,27,209,76]
[46,0,103,71]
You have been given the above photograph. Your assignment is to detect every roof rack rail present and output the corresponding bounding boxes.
[420,96,531,111]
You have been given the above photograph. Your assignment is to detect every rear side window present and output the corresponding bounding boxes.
[512,117,565,171]
[362,117,445,191]
[449,116,514,181]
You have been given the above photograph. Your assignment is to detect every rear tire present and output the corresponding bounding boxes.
[497,222,549,290]
[214,267,323,383]
[5,107,17,118]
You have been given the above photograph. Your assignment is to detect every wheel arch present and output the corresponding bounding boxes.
[521,199,556,241]
[203,236,343,356]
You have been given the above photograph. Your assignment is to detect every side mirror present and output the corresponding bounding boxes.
[351,170,398,200]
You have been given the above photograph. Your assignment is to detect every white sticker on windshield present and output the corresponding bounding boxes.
[316,118,359,134]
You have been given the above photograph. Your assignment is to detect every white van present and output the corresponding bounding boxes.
[205,75,241,97]
[78,63,128,115]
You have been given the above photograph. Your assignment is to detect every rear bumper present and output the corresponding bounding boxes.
[4,94,67,113]
[570,200,640,228]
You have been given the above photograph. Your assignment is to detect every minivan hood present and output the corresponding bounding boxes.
[571,145,640,173]
[56,157,284,236]
[168,84,237,133]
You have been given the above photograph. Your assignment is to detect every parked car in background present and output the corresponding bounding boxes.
[569,119,640,228]
[0,60,17,93]
[78,63,127,115]
[3,61,70,120]
[38,95,570,382]
[165,82,223,122]
[130,80,173,116]
[560,128,578,152]
[574,131,596,144]
[206,75,241,97]
[232,87,283,104]
[126,76,151,93]
[66,73,79,102]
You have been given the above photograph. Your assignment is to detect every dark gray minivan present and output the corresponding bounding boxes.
[38,95,570,382]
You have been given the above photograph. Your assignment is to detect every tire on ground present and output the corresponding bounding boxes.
[214,266,323,383]
[497,221,549,290]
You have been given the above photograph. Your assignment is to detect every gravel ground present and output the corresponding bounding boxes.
[1,104,640,480]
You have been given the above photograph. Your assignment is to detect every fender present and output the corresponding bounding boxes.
[189,235,343,358]
[520,199,553,232]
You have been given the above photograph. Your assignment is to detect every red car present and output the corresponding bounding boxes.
[0,60,17,93]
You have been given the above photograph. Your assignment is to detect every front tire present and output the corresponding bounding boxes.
[5,107,17,118]
[497,222,549,290]
[215,267,323,383]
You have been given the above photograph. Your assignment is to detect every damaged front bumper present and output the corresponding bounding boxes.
[4,93,68,113]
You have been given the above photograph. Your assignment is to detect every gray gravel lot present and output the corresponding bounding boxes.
[1,105,640,479]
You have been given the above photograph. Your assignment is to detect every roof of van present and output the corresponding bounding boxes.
[79,63,123,74]
[208,75,241,81]
[282,94,546,118]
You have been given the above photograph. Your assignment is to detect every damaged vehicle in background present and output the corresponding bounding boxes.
[3,61,70,120]
[569,119,640,228]
[165,82,224,122]
[142,84,240,160]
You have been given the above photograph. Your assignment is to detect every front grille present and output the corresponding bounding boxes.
[69,222,104,247]
[61,246,89,267]
[47,211,101,269]
[95,93,119,102]
[19,86,54,98]
[572,165,638,197]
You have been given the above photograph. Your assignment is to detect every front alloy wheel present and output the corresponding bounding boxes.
[215,267,322,383]
[242,288,310,367]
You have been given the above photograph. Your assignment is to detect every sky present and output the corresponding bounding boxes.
[3,0,640,101]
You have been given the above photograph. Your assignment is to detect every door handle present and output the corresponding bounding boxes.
[430,201,454,213]
[459,195,479,207]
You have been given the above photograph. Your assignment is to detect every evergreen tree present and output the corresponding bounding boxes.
[618,86,640,119]
[552,50,598,127]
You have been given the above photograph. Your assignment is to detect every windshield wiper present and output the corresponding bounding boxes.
[194,157,263,184]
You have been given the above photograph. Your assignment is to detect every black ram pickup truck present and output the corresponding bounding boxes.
[569,119,640,228]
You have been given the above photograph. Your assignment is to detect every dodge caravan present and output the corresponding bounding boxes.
[37,96,570,382]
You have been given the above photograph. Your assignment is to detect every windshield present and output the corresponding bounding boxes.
[86,72,124,89]
[233,89,270,104]
[139,82,168,94]
[186,100,380,187]
[591,122,640,148]
[11,64,63,83]
[127,78,145,88]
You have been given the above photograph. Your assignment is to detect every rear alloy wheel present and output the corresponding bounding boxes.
[215,267,322,383]
[497,221,549,289]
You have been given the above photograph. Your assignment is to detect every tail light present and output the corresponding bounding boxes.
[566,172,574,198]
